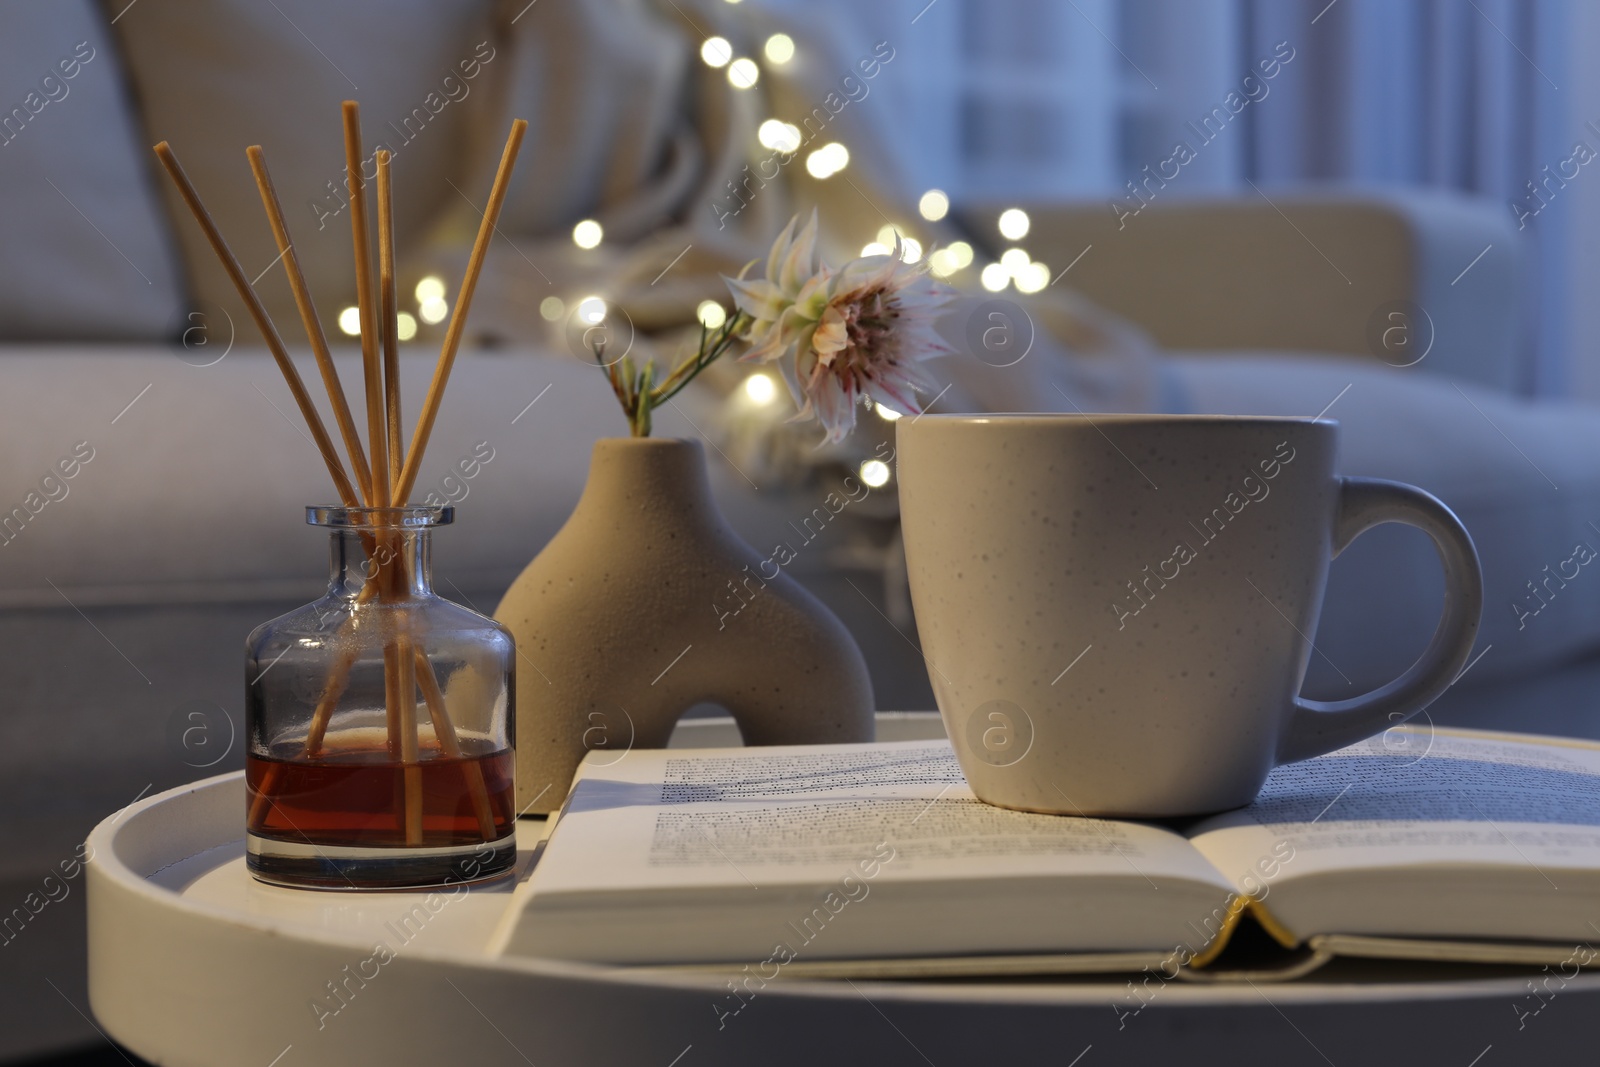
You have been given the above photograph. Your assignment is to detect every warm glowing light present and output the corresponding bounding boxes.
[998,207,1031,240]
[338,306,361,336]
[1000,247,1031,273]
[918,189,949,221]
[928,249,958,278]
[697,300,727,329]
[805,142,849,179]
[1015,262,1050,294]
[572,219,603,249]
[860,242,891,257]
[980,263,1010,292]
[764,33,795,64]
[757,119,802,152]
[899,237,923,263]
[396,312,418,341]
[576,296,607,325]
[419,297,448,324]
[414,276,445,304]
[859,459,891,487]
[700,36,732,67]
[539,296,565,322]
[947,241,974,268]
[744,372,777,404]
[876,224,901,246]
[875,402,903,421]
[728,58,760,89]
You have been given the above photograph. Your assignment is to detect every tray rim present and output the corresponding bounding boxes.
[83,722,1600,1009]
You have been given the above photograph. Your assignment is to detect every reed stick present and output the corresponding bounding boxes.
[342,103,422,843]
[304,587,377,756]
[413,646,497,839]
[374,147,423,843]
[381,632,422,845]
[153,143,360,509]
[343,102,390,510]
[393,119,527,504]
[377,150,404,494]
[246,145,373,506]
[396,634,423,844]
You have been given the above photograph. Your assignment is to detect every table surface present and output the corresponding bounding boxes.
[86,713,1600,1067]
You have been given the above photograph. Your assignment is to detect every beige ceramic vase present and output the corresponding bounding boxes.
[495,437,875,812]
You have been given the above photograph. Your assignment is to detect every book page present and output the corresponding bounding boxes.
[530,740,1229,899]
[1187,728,1600,896]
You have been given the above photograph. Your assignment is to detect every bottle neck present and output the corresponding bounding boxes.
[329,528,433,598]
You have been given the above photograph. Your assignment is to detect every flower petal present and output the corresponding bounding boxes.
[740,329,787,364]
[807,373,856,443]
[724,276,784,323]
[763,214,799,283]
[812,306,848,356]
[778,209,821,295]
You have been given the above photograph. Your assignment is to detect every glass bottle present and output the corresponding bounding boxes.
[245,505,516,889]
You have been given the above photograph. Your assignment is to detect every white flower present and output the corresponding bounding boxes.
[723,210,822,363]
[725,218,955,443]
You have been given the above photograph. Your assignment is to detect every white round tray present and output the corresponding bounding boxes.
[87,716,1599,1066]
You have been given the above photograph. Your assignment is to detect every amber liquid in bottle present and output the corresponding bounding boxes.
[247,735,515,849]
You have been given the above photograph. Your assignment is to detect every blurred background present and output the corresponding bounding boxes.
[1,1,1595,1063]
[787,0,1582,396]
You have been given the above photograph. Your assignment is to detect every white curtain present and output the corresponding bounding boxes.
[763,0,1580,396]
[1240,0,1571,395]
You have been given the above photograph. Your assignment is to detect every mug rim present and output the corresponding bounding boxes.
[903,413,1337,427]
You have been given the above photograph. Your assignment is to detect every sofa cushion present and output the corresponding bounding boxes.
[109,0,497,335]
[0,344,625,607]
[0,0,184,340]
[1171,354,1600,695]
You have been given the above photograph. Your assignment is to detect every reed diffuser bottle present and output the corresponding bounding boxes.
[154,101,529,889]
[245,505,516,889]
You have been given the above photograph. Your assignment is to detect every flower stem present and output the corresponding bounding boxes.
[652,312,750,409]
[633,361,656,437]
[592,310,752,438]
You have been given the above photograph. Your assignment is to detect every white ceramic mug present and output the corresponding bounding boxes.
[897,414,1483,817]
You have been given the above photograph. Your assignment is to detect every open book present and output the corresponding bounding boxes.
[490,727,1600,980]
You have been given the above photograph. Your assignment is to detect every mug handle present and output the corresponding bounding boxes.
[1276,477,1483,764]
